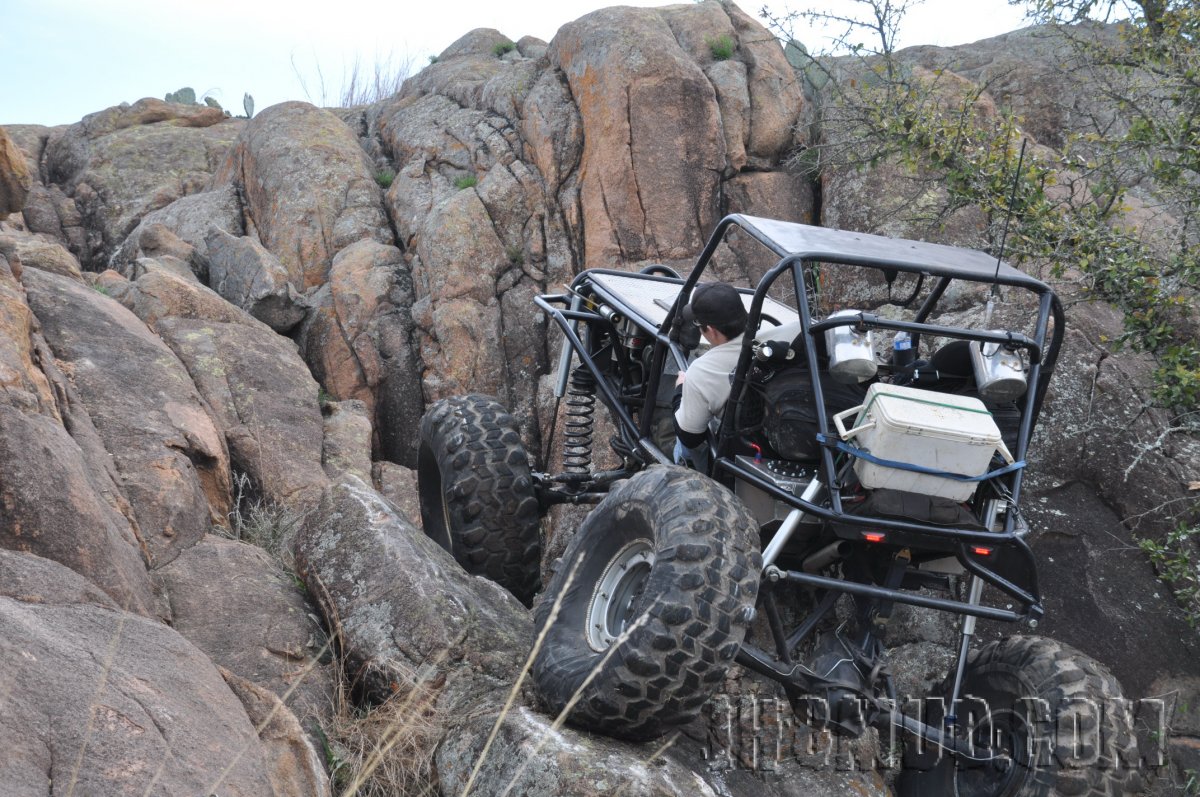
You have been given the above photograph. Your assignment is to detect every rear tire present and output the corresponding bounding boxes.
[531,466,762,741]
[898,636,1142,797]
[417,395,541,605]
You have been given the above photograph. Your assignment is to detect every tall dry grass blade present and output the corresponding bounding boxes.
[339,647,451,797]
[64,610,128,796]
[458,559,583,797]
[496,613,651,797]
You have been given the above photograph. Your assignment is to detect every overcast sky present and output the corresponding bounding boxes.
[1,0,1030,127]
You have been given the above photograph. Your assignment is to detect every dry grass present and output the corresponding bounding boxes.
[291,50,417,108]
[322,667,446,797]
[221,471,304,567]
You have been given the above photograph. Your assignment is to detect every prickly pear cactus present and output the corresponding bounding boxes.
[164,87,197,105]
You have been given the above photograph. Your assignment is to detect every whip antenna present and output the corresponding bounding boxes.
[986,137,1028,327]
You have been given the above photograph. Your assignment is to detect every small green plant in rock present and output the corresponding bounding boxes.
[374,168,396,189]
[707,34,736,61]
[1140,521,1200,627]
[454,174,478,190]
[506,245,524,266]
[492,41,516,57]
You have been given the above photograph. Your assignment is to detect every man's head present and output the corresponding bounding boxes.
[683,282,747,341]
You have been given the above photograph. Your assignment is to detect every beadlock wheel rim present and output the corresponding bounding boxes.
[586,540,655,652]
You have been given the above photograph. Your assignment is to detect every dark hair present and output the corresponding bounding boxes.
[685,282,747,339]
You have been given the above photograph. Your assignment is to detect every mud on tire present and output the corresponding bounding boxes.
[531,465,762,741]
[417,394,541,605]
[900,635,1143,797]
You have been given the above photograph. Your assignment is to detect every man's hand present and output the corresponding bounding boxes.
[675,372,686,387]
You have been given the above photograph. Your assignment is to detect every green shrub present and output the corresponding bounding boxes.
[707,34,735,61]
[374,168,396,189]
[1140,522,1200,627]
[454,174,478,190]
[492,41,516,57]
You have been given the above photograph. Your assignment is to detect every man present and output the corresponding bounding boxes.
[673,282,749,471]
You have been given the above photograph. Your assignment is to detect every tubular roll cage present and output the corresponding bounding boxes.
[535,214,1066,628]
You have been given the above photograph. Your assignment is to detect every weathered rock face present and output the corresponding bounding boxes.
[204,227,306,332]
[0,231,83,280]
[100,261,329,506]
[375,85,555,448]
[544,1,802,270]
[294,477,532,709]
[549,6,725,267]
[157,536,335,742]
[210,101,393,289]
[0,255,158,617]
[18,183,89,260]
[320,399,373,482]
[21,267,232,567]
[220,670,333,797]
[436,705,722,797]
[111,184,244,276]
[371,460,421,526]
[1034,300,1200,533]
[0,125,33,217]
[159,321,325,504]
[0,555,287,796]
[0,406,160,616]
[992,480,1200,698]
[297,238,423,464]
[153,314,328,509]
[0,547,119,608]
[897,24,1125,154]
[43,98,242,269]
[106,258,245,328]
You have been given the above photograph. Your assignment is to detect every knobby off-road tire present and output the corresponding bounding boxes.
[417,395,541,606]
[900,635,1142,797]
[531,466,762,741]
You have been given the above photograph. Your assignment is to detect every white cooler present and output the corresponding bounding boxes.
[833,383,1006,502]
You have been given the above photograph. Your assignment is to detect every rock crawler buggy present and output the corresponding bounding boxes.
[417,215,1143,796]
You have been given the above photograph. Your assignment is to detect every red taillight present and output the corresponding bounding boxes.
[972,546,993,556]
[863,532,887,544]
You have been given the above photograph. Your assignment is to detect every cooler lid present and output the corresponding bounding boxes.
[860,383,1002,444]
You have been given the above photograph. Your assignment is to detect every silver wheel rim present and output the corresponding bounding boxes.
[586,540,655,651]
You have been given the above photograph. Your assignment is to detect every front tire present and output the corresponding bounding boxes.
[531,466,762,741]
[417,395,541,605]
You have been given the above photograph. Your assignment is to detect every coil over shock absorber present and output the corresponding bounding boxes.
[563,365,596,475]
